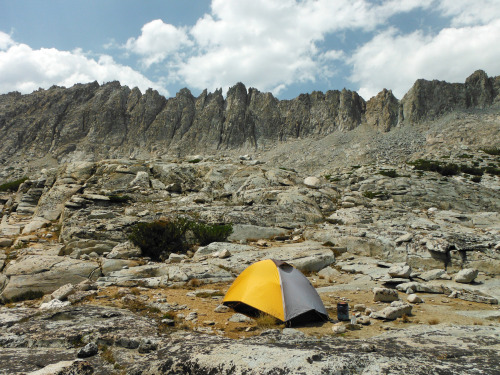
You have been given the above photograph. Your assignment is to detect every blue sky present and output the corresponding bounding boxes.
[1,0,499,100]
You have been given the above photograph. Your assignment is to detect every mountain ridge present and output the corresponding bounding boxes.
[0,70,499,167]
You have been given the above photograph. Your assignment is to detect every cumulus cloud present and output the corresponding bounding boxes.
[349,19,500,99]
[123,0,432,95]
[0,32,15,50]
[179,0,434,94]
[437,0,500,26]
[0,32,167,95]
[125,19,192,68]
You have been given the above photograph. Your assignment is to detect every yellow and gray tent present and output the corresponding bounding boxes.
[223,259,328,325]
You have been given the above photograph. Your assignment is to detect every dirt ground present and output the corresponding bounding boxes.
[76,275,500,340]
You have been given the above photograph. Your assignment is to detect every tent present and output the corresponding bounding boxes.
[223,259,329,325]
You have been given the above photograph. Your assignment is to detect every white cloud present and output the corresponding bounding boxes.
[0,31,15,50]
[437,0,500,26]
[124,0,433,94]
[349,19,500,99]
[0,35,168,95]
[125,19,192,68]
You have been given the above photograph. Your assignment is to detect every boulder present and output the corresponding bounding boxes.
[373,287,399,302]
[168,253,187,263]
[77,343,99,358]
[419,269,451,281]
[228,224,288,242]
[107,241,142,259]
[1,255,101,302]
[407,294,423,304]
[51,283,75,301]
[0,238,13,247]
[396,282,446,294]
[130,171,150,188]
[318,266,341,280]
[371,301,413,320]
[454,268,479,284]
[304,176,321,189]
[290,251,335,272]
[21,217,51,234]
[388,264,411,278]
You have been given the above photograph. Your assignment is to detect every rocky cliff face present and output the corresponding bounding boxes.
[0,70,498,164]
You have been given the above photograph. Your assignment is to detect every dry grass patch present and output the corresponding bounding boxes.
[255,313,281,329]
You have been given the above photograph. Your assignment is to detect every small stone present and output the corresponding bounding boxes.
[77,343,98,358]
[214,304,230,313]
[353,304,366,312]
[304,176,321,189]
[228,313,254,323]
[168,253,187,263]
[357,316,371,325]
[332,324,346,334]
[360,343,376,352]
[407,294,423,304]
[218,249,231,259]
[395,233,413,244]
[39,299,71,310]
[454,268,479,284]
[185,312,198,321]
[138,339,158,353]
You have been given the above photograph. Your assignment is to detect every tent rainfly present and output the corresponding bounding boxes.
[223,259,329,325]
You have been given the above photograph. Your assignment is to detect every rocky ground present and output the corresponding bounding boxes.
[0,105,499,373]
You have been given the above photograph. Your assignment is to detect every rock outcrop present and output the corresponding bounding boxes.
[1,71,498,165]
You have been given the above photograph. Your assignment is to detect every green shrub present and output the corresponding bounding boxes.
[379,170,399,178]
[471,176,482,183]
[188,158,202,164]
[481,147,500,156]
[363,191,384,199]
[484,166,500,176]
[409,160,460,176]
[0,177,28,192]
[191,222,233,246]
[129,219,191,261]
[460,165,484,176]
[439,163,460,176]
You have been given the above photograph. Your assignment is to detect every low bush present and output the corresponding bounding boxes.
[481,147,500,156]
[0,177,28,192]
[439,163,460,176]
[379,169,399,178]
[484,166,500,176]
[471,176,482,183]
[460,165,483,176]
[409,160,460,176]
[129,218,191,261]
[362,191,385,199]
[191,222,233,246]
